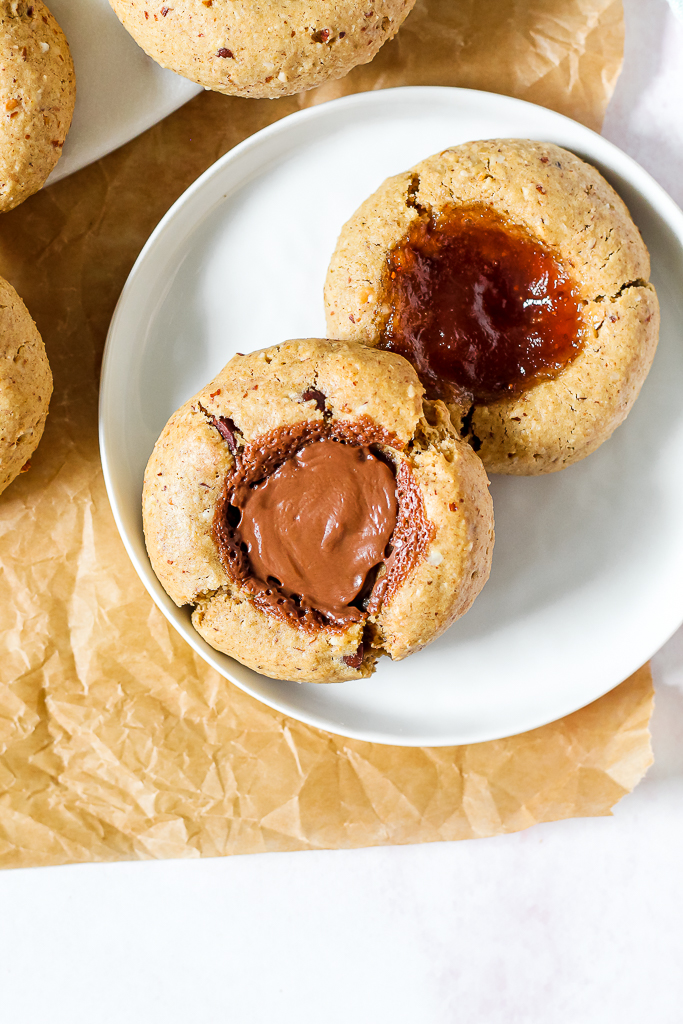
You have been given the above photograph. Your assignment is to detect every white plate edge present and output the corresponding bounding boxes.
[98,86,683,746]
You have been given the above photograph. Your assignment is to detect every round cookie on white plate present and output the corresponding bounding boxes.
[0,274,52,495]
[0,0,76,214]
[325,139,660,475]
[142,338,494,683]
[107,0,415,99]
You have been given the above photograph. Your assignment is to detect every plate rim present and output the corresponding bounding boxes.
[99,85,683,746]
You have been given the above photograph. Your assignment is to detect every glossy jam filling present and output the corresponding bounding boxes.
[379,205,584,404]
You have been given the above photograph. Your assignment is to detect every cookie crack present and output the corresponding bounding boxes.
[192,583,380,675]
[191,582,229,607]
[592,278,651,304]
[459,402,482,452]
[8,340,29,363]
[406,173,430,219]
[354,621,389,670]
[299,367,330,419]
[196,400,245,456]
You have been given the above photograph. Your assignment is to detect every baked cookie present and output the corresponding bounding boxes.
[0,0,76,214]
[107,0,415,98]
[325,140,660,475]
[143,338,494,683]
[0,274,52,495]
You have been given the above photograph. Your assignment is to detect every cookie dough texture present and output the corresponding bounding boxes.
[325,139,660,475]
[0,0,76,214]
[107,0,415,98]
[143,338,494,683]
[0,274,52,495]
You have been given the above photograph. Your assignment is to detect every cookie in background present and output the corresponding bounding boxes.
[107,0,415,99]
[0,0,76,213]
[0,274,52,495]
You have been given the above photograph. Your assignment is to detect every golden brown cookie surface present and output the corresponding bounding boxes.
[107,0,414,98]
[143,339,494,683]
[325,140,660,475]
[0,274,52,495]
[0,0,76,214]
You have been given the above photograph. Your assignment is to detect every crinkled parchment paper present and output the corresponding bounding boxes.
[0,0,652,869]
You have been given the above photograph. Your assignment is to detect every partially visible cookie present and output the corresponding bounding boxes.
[325,140,659,475]
[0,0,76,214]
[0,274,52,495]
[143,338,494,683]
[107,0,415,98]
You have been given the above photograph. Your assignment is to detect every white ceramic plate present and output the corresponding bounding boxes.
[47,0,200,185]
[100,86,683,746]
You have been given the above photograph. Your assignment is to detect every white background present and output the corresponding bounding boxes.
[2,1,683,1020]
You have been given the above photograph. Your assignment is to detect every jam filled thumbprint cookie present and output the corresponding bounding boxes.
[325,140,659,475]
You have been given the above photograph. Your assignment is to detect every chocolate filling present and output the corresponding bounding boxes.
[238,441,397,622]
[212,416,433,632]
[379,203,584,406]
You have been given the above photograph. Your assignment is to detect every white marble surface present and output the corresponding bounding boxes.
[2,1,683,1020]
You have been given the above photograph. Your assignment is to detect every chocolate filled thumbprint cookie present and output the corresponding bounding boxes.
[143,338,494,682]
